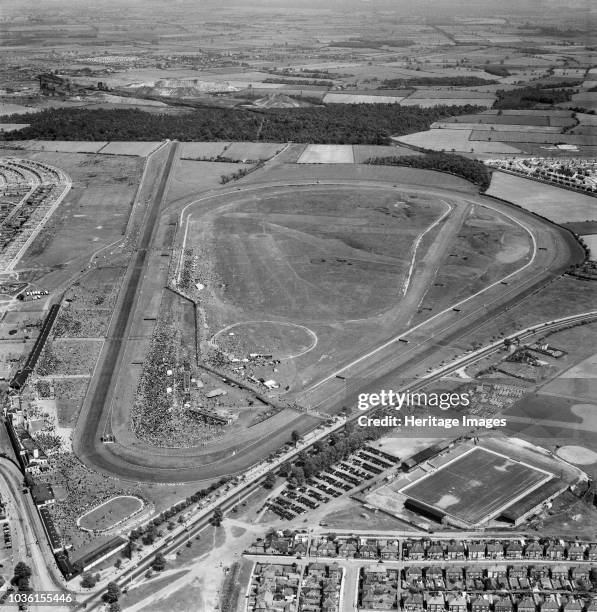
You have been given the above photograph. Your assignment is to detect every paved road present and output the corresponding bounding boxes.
[0,459,70,612]
[73,141,179,480]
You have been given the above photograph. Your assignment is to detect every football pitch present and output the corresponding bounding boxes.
[401,447,552,525]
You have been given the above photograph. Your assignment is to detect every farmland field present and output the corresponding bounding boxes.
[401,447,551,525]
[179,142,230,159]
[223,142,285,161]
[167,160,253,202]
[485,171,597,224]
[400,97,494,108]
[297,144,355,163]
[431,122,562,133]
[11,140,109,153]
[100,141,162,156]
[394,129,521,153]
[581,234,597,256]
[352,144,423,163]
[570,92,597,112]
[470,132,594,145]
[323,93,405,104]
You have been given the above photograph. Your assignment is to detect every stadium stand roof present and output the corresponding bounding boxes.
[404,497,446,523]
[499,480,567,525]
[72,536,128,572]
[39,506,62,551]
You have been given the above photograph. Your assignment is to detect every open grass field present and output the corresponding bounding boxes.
[78,495,144,532]
[54,378,90,427]
[11,140,109,153]
[540,353,597,403]
[1,150,143,270]
[323,93,405,104]
[400,97,494,108]
[100,141,162,156]
[180,141,230,159]
[485,171,597,224]
[167,160,253,202]
[183,180,466,393]
[297,144,355,164]
[471,131,594,145]
[401,447,551,525]
[223,142,285,161]
[581,234,597,257]
[207,186,442,321]
[431,122,562,133]
[394,129,521,153]
[352,144,423,163]
[570,92,597,112]
[411,203,533,320]
[213,321,317,360]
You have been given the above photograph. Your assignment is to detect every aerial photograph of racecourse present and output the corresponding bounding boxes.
[0,0,596,610]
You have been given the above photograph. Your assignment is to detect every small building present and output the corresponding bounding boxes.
[403,593,424,612]
[407,540,426,560]
[448,594,467,612]
[31,484,55,507]
[524,541,544,559]
[487,541,504,559]
[468,542,486,560]
[518,596,537,612]
[567,543,586,561]
[495,597,514,612]
[471,596,490,612]
[505,541,523,559]
[427,593,445,612]
[546,542,565,560]
[427,543,444,560]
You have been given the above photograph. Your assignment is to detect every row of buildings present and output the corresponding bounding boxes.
[247,562,343,612]
[270,536,597,563]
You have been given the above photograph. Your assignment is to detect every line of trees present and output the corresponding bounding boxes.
[367,152,492,191]
[378,76,497,88]
[1,104,485,145]
[127,475,231,547]
[493,86,575,110]
[281,423,388,486]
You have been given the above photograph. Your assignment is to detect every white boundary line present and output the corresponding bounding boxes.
[173,181,540,395]
[307,197,538,392]
[402,198,452,296]
[211,319,318,360]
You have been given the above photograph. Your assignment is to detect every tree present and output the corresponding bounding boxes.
[263,472,276,490]
[211,507,223,527]
[291,430,300,444]
[114,558,122,570]
[109,604,121,612]
[12,562,32,590]
[152,553,166,572]
[81,573,97,589]
[13,562,31,581]
[102,582,121,604]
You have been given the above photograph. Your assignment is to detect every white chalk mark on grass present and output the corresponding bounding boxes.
[402,199,452,296]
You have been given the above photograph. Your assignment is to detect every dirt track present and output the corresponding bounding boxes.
[72,159,584,483]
